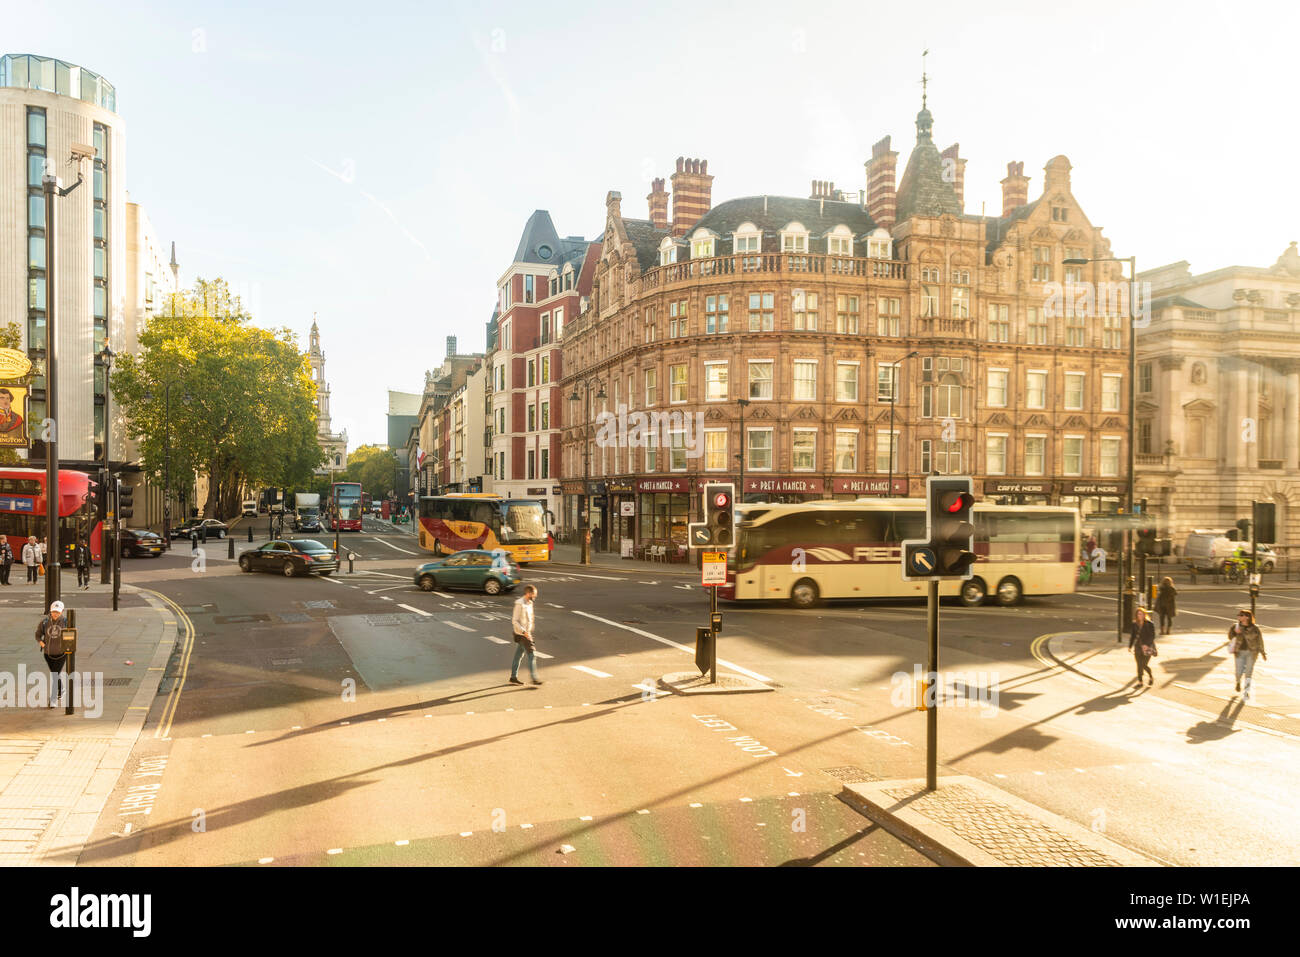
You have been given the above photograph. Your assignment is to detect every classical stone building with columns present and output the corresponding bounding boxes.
[560,100,1134,553]
[1136,243,1300,545]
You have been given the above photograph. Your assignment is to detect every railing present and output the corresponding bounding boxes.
[640,253,909,290]
[1135,454,1164,465]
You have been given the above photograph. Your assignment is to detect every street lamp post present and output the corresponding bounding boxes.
[1065,254,1137,642]
[886,352,920,497]
[99,346,114,583]
[569,377,606,565]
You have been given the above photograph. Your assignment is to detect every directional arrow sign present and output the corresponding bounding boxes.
[908,547,936,576]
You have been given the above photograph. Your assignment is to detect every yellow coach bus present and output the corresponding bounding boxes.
[416,494,551,564]
[720,499,1079,608]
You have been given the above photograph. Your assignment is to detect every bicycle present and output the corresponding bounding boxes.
[1223,559,1248,585]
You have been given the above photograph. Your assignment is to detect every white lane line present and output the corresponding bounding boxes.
[319,576,344,585]
[399,603,431,616]
[573,610,772,683]
[1074,591,1240,624]
[482,635,510,645]
[369,537,418,555]
[446,621,475,632]
[434,591,456,599]
[571,665,613,678]
[526,569,627,581]
[535,650,554,660]
[547,603,565,608]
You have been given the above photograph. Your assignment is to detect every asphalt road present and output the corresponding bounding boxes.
[76,517,1300,866]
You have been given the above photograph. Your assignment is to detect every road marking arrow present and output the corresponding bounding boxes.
[783,768,803,777]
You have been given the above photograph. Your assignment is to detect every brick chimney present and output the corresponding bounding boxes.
[809,180,835,199]
[1044,154,1072,193]
[1000,161,1030,216]
[670,157,713,237]
[647,177,668,230]
[446,335,457,357]
[940,143,967,211]
[864,136,899,229]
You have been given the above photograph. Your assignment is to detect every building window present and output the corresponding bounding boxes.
[1064,263,1084,284]
[540,356,550,383]
[748,292,774,332]
[541,449,549,478]
[836,294,859,334]
[670,299,688,338]
[988,303,1009,342]
[1025,435,1045,475]
[540,401,550,430]
[670,430,688,471]
[524,275,535,304]
[867,232,891,259]
[734,227,761,253]
[527,450,536,479]
[748,360,773,400]
[793,360,817,401]
[1064,372,1085,410]
[644,306,657,343]
[986,435,1007,475]
[527,359,536,387]
[936,373,961,418]
[1139,362,1152,394]
[704,362,728,402]
[502,322,511,350]
[828,232,852,256]
[792,290,818,331]
[987,369,1008,407]
[835,362,859,402]
[1102,374,1121,412]
[920,439,931,473]
[921,282,940,317]
[527,404,536,431]
[1102,313,1122,349]
[877,364,898,402]
[1027,371,1047,409]
[1138,419,1152,455]
[1065,314,1086,347]
[1027,306,1048,345]
[691,232,715,258]
[1100,437,1121,477]
[878,297,901,337]
[780,227,808,253]
[645,433,658,471]
[645,368,658,406]
[834,431,857,471]
[1052,206,1068,222]
[747,429,773,470]
[496,364,506,391]
[705,430,727,470]
[951,284,970,319]
[659,239,677,266]
[705,294,729,334]
[936,441,961,474]
[670,364,688,403]
[875,432,898,472]
[553,307,563,340]
[1063,437,1084,476]
[1032,245,1053,282]
[792,429,816,471]
[496,407,506,434]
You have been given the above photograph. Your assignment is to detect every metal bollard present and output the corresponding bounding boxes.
[228,537,235,559]
[348,551,355,574]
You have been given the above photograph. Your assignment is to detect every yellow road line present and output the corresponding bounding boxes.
[138,587,195,740]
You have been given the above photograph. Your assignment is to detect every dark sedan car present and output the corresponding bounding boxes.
[169,518,229,540]
[119,529,165,558]
[414,549,520,595]
[239,539,339,577]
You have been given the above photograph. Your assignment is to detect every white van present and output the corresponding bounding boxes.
[241,499,258,517]
[1183,530,1240,572]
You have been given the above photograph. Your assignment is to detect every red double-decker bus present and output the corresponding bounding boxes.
[329,482,362,531]
[0,467,104,564]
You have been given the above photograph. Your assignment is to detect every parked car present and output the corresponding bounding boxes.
[119,529,165,558]
[169,518,229,540]
[241,500,258,517]
[414,549,520,595]
[239,539,339,577]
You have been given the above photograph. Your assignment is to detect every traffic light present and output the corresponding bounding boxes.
[1253,502,1276,544]
[1136,525,1157,556]
[118,481,134,519]
[1234,518,1250,542]
[703,483,736,548]
[904,477,977,579]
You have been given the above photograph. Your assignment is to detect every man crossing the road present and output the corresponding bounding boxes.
[509,584,541,686]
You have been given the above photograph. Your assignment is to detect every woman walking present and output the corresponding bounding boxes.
[1154,576,1178,635]
[1129,606,1157,687]
[1228,609,1267,697]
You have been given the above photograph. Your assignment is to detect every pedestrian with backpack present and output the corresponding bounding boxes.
[508,584,542,686]
[1154,576,1178,635]
[1129,606,1157,687]
[1228,609,1267,698]
[35,600,69,707]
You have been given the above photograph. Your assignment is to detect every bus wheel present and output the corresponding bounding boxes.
[959,578,988,607]
[996,577,1023,606]
[789,578,819,609]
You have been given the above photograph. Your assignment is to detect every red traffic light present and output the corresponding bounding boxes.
[940,491,974,513]
[713,492,731,509]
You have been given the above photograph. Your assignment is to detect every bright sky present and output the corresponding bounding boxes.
[12,0,1298,448]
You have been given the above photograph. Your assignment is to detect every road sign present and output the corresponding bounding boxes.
[688,523,711,548]
[907,546,937,576]
[701,551,727,586]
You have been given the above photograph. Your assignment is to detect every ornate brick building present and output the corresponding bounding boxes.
[561,101,1132,552]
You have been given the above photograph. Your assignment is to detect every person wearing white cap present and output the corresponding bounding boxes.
[35,601,68,707]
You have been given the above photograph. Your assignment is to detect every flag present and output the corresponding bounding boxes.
[416,447,427,469]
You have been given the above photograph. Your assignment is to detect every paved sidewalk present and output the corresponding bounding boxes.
[549,542,698,576]
[0,577,175,865]
[840,775,1157,866]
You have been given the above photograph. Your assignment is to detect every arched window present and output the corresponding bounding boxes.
[659,237,677,266]
[827,225,854,257]
[733,222,761,254]
[334,454,341,466]
[690,229,715,259]
[937,373,962,418]
[780,222,808,254]
[867,228,892,260]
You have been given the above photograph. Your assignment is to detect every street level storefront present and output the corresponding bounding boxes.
[1060,481,1124,518]
[637,477,691,545]
[985,479,1055,506]
[829,477,909,501]
[561,481,584,540]
[742,476,825,504]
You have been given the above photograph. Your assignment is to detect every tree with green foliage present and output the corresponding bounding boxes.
[111,278,326,520]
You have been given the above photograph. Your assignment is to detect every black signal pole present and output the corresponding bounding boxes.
[926,578,939,791]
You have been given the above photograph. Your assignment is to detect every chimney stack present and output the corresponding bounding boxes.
[864,136,899,230]
[940,143,967,211]
[1000,161,1030,216]
[1043,154,1072,193]
[809,180,836,199]
[670,157,713,237]
[647,177,668,230]
[446,335,457,357]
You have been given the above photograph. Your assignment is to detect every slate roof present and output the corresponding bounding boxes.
[895,107,962,221]
[981,199,1042,255]
[512,210,590,267]
[1150,294,1212,311]
[622,218,672,271]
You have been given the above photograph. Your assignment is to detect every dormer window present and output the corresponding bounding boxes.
[563,264,574,290]
[659,237,677,266]
[827,225,853,257]
[780,223,809,254]
[690,229,715,259]
[733,222,761,254]
[867,228,892,260]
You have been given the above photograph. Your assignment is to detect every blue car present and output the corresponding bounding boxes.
[414,549,520,595]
